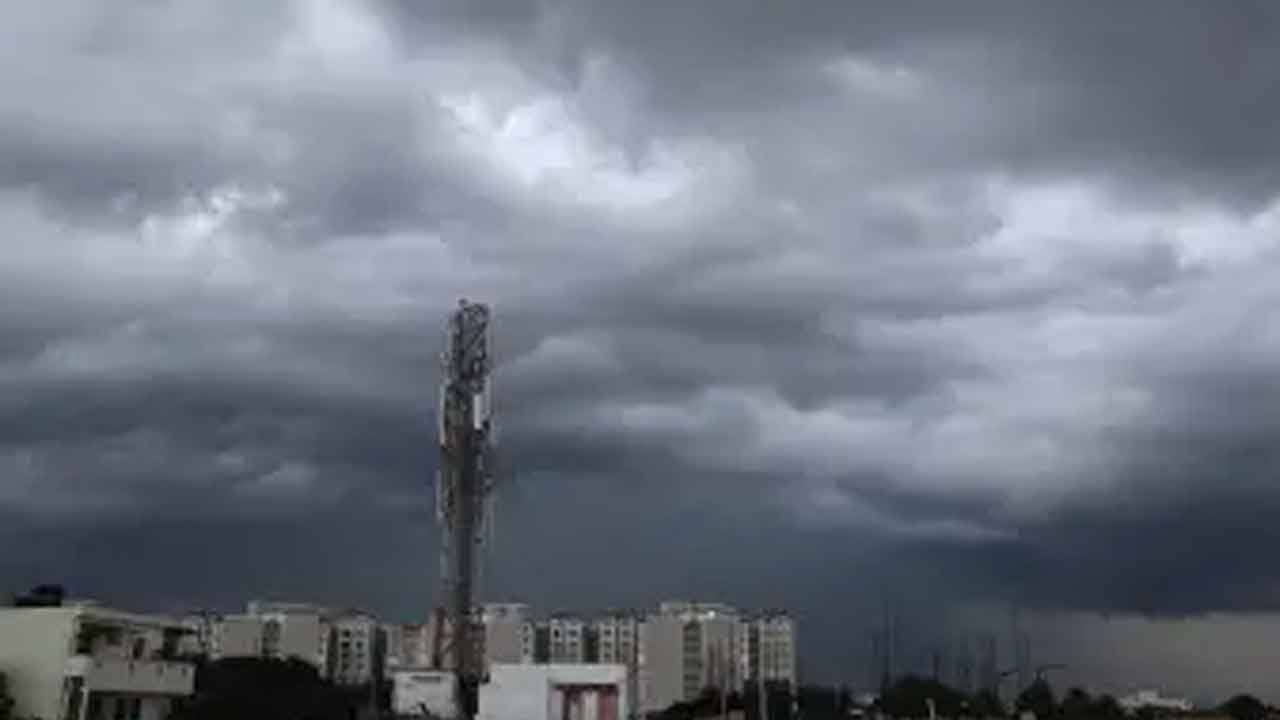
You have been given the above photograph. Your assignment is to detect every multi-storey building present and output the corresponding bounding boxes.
[481,603,528,666]
[737,612,796,693]
[249,601,334,675]
[639,602,742,713]
[214,614,265,658]
[330,611,382,686]
[520,619,549,664]
[0,602,196,720]
[593,612,640,670]
[548,615,588,664]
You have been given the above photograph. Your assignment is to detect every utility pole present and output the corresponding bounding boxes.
[437,299,496,720]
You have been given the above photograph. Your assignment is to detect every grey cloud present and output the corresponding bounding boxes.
[7,0,1280,695]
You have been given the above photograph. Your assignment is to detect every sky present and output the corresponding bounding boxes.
[4,0,1280,702]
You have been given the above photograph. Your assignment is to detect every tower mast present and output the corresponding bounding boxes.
[437,299,495,719]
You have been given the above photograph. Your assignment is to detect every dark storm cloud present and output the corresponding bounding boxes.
[6,0,1280,696]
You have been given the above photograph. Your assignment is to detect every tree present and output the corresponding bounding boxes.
[169,657,364,720]
[970,689,1004,718]
[1221,694,1267,720]
[880,675,969,718]
[0,671,15,720]
[1015,679,1056,719]
[1058,687,1091,719]
[1089,694,1125,720]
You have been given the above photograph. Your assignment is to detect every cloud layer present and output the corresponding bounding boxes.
[5,0,1280,697]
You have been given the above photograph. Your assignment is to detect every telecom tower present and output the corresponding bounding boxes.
[436,299,496,719]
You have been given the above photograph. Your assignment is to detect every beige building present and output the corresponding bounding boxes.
[593,613,639,669]
[331,611,381,686]
[249,601,334,675]
[639,602,743,713]
[737,612,796,693]
[213,614,265,658]
[548,615,587,664]
[481,603,528,666]
[0,603,195,720]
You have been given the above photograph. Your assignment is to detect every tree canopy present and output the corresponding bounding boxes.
[1221,694,1267,720]
[169,657,366,720]
[880,675,970,718]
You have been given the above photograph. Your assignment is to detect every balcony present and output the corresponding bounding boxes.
[65,655,195,696]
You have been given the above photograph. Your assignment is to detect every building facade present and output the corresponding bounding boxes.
[481,603,528,666]
[737,612,796,693]
[639,602,743,713]
[331,611,381,686]
[0,603,195,720]
[593,613,639,670]
[250,602,333,674]
[548,616,587,664]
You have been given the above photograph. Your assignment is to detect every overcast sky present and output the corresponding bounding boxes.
[5,0,1280,702]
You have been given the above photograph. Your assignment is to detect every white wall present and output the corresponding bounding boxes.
[481,664,627,720]
[0,609,76,720]
[393,669,457,718]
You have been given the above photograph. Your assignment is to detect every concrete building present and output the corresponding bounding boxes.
[0,603,196,720]
[214,614,265,658]
[482,603,529,666]
[1118,690,1193,713]
[639,602,742,713]
[593,613,639,670]
[549,615,588,664]
[737,612,796,693]
[331,611,382,686]
[248,602,334,674]
[480,664,628,720]
[521,620,550,664]
[392,668,458,718]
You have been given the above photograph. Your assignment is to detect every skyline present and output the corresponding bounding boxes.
[5,0,1280,702]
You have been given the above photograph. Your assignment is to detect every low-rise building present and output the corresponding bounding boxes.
[0,602,196,720]
[1118,690,1193,713]
[480,664,628,720]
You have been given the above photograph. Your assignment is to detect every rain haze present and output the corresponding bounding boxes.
[5,0,1280,704]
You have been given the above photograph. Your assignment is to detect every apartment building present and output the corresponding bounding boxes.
[737,612,796,693]
[481,603,528,666]
[594,613,640,669]
[247,601,334,674]
[0,603,196,720]
[214,614,265,658]
[331,611,382,686]
[639,602,743,713]
[548,615,587,664]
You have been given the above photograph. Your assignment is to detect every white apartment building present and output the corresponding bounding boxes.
[737,612,796,693]
[331,611,381,686]
[249,601,333,675]
[640,602,742,713]
[0,603,196,720]
[548,616,587,664]
[212,614,265,658]
[594,614,639,670]
[481,604,528,666]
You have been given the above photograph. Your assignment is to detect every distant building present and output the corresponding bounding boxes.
[331,611,382,686]
[481,664,628,720]
[1118,690,1193,713]
[737,611,796,693]
[549,615,588,664]
[250,601,333,674]
[0,602,196,720]
[482,603,529,666]
[215,614,266,658]
[640,602,743,713]
[594,613,640,670]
